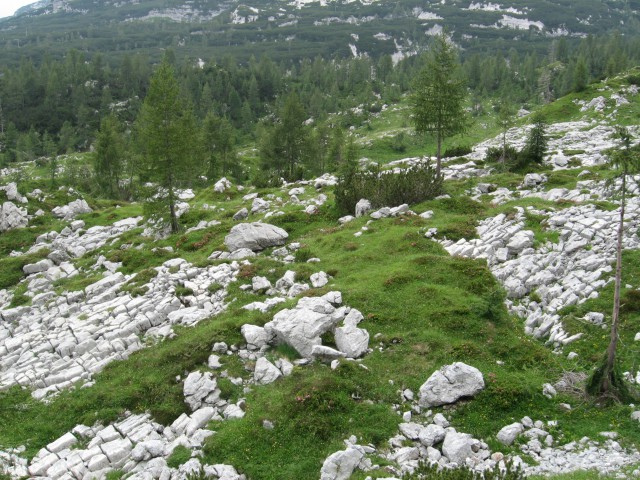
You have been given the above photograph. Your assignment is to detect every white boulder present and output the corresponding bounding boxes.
[225,222,288,252]
[418,362,485,407]
[0,201,28,232]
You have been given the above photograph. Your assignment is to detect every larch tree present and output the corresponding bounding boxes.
[411,32,469,176]
[588,127,640,399]
[136,57,197,233]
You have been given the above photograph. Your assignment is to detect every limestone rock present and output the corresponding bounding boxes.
[233,208,249,221]
[241,324,271,350]
[320,445,366,480]
[254,357,282,385]
[418,362,485,407]
[0,201,28,232]
[52,199,92,220]
[442,430,474,465]
[263,297,345,357]
[214,177,232,193]
[355,199,372,218]
[183,371,221,411]
[334,324,369,358]
[224,222,288,252]
[497,422,524,446]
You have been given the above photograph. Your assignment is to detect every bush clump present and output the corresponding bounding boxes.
[334,161,443,216]
[443,145,473,158]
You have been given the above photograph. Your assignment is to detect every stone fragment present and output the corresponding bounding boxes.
[497,422,524,446]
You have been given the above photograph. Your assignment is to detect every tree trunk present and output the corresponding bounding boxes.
[436,132,442,177]
[603,170,626,393]
[168,170,179,233]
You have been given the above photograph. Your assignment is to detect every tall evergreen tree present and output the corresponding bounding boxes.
[94,115,124,198]
[411,33,469,175]
[136,57,197,233]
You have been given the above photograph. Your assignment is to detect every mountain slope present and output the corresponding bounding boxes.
[1,0,638,65]
[1,72,640,479]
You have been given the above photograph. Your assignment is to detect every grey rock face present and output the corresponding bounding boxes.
[442,431,474,465]
[334,323,369,358]
[355,199,371,218]
[320,445,367,480]
[254,357,282,385]
[419,362,485,407]
[52,199,92,220]
[232,207,248,221]
[0,201,28,232]
[224,222,288,252]
[183,371,221,411]
[263,295,345,357]
[497,422,524,446]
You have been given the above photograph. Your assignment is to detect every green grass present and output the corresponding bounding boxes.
[2,75,640,480]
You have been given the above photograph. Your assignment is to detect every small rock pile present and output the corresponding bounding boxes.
[242,292,369,361]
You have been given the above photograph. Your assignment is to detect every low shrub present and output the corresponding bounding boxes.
[334,161,443,216]
[443,145,473,158]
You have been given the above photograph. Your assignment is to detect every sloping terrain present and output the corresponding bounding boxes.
[1,0,638,64]
[1,73,640,480]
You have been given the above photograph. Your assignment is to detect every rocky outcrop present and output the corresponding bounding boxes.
[0,201,28,232]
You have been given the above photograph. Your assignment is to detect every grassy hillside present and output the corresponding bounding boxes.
[1,72,640,479]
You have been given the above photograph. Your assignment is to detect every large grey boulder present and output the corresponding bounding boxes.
[334,323,369,358]
[497,422,524,446]
[418,362,485,407]
[1,183,27,203]
[320,445,367,480]
[225,222,288,252]
[52,199,92,220]
[442,430,474,465]
[0,201,28,232]
[254,357,282,385]
[418,424,446,447]
[241,324,272,350]
[355,199,372,218]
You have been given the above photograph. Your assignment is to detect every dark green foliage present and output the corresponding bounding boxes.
[443,145,473,158]
[259,93,310,181]
[518,114,548,168]
[294,248,314,263]
[485,146,519,165]
[175,286,194,298]
[94,115,125,198]
[411,33,469,173]
[136,56,198,232]
[202,113,237,180]
[403,459,524,479]
[0,248,50,290]
[334,162,443,216]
